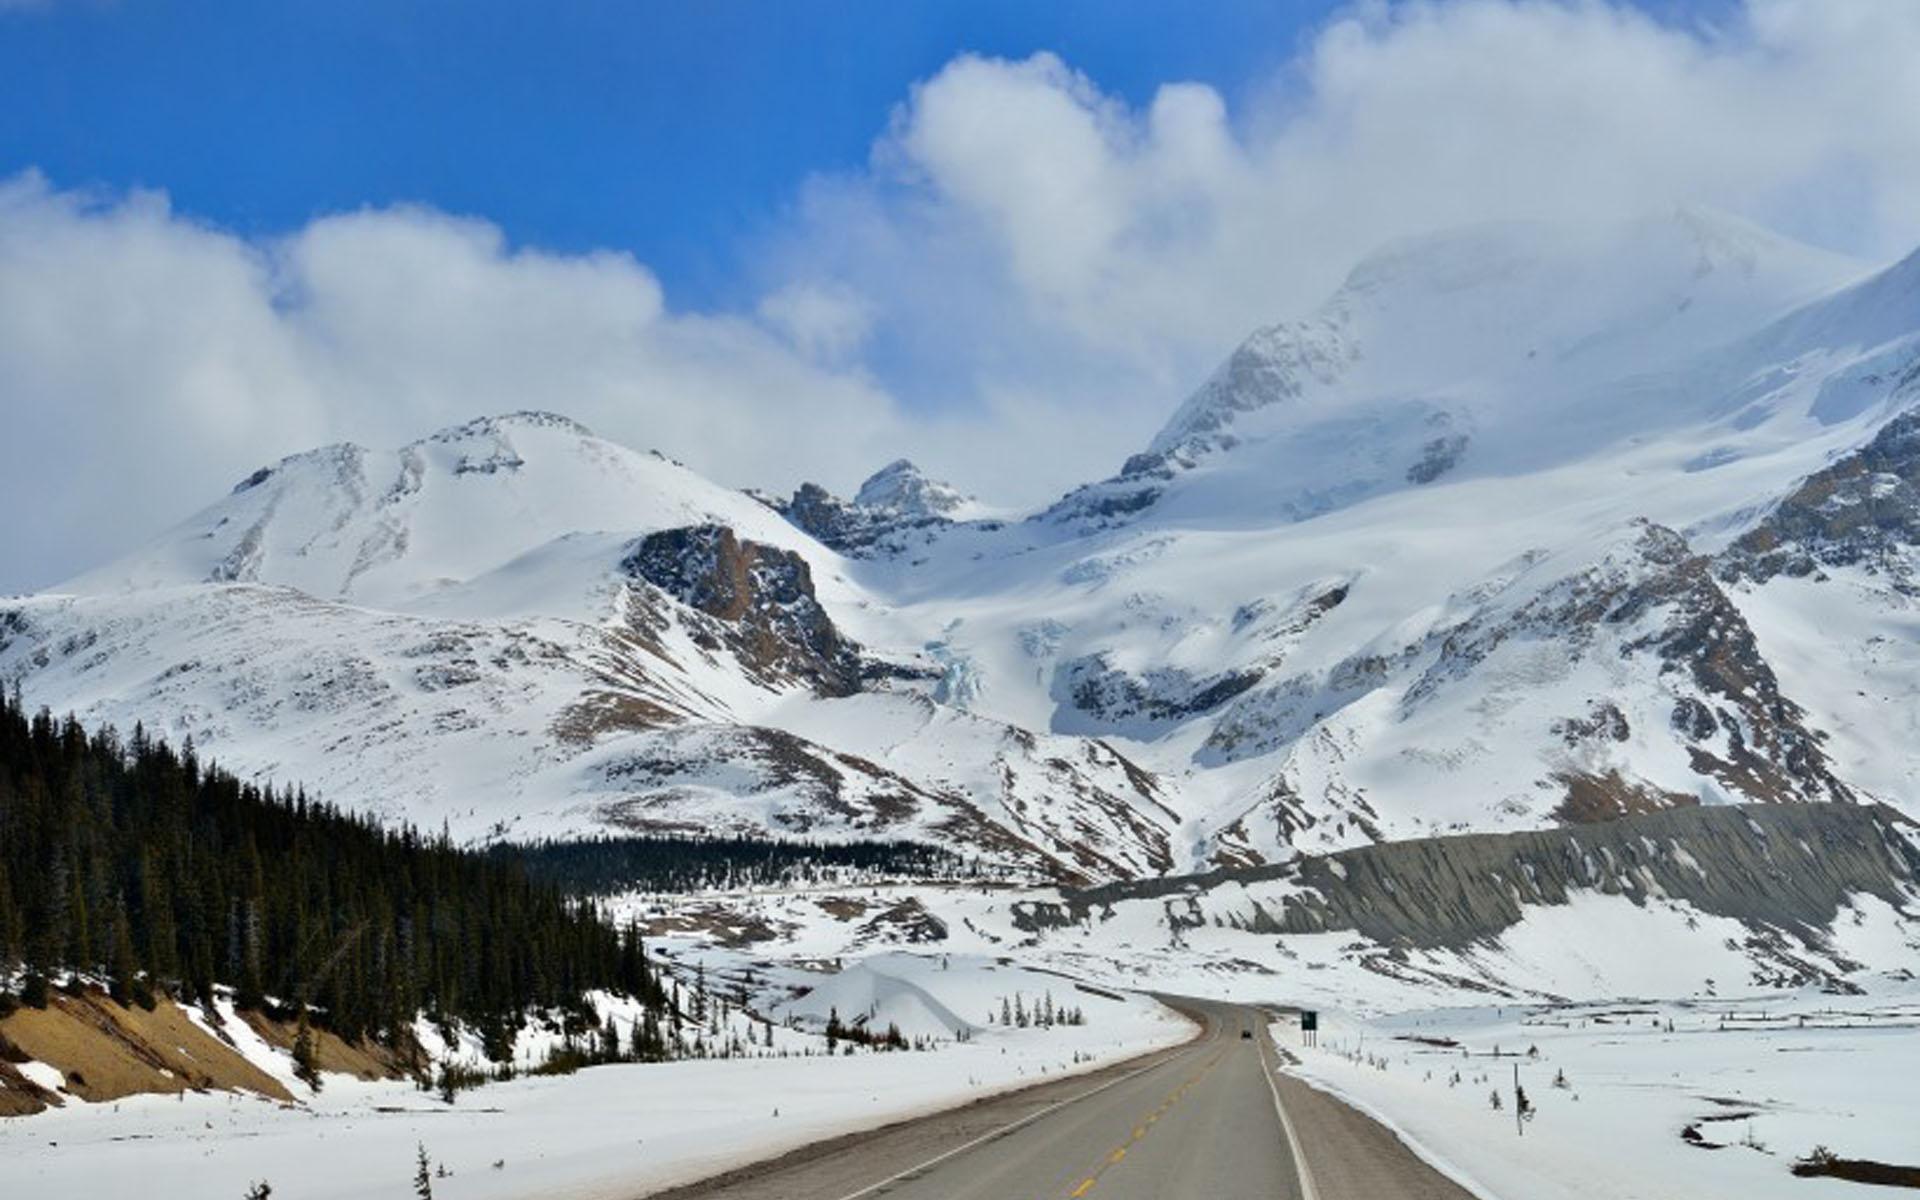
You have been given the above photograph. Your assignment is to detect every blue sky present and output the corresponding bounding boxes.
[4,0,1915,591]
[0,0,1746,307]
[4,0,1343,308]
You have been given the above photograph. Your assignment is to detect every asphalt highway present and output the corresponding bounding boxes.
[648,996,1475,1200]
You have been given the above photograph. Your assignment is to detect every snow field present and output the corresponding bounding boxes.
[0,952,1190,1200]
[1280,980,1920,1200]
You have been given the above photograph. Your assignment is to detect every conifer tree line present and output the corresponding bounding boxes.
[0,690,666,1058]
[504,833,970,895]
[989,990,1086,1029]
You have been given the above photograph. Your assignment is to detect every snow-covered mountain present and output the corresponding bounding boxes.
[1,412,1169,879]
[1044,208,1858,532]
[771,459,997,558]
[10,206,1920,881]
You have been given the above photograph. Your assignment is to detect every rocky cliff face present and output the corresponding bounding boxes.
[1721,407,1920,588]
[1196,519,1851,864]
[1562,522,1850,809]
[1054,655,1262,734]
[776,461,989,557]
[623,524,864,697]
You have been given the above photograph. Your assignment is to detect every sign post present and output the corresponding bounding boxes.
[1299,1009,1318,1047]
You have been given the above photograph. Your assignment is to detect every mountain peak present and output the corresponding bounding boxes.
[853,459,976,519]
[64,409,811,604]
[776,460,990,556]
[415,410,598,447]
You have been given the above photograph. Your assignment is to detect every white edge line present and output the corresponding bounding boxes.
[1259,1023,1322,1200]
[826,1052,1176,1200]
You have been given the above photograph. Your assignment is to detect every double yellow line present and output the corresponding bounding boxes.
[1063,1050,1224,1198]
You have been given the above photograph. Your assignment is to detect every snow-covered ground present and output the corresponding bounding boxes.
[611,874,1920,1199]
[1283,979,1920,1200]
[614,873,1920,1017]
[5,874,1918,1200]
[0,953,1189,1200]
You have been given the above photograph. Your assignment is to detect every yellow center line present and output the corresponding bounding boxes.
[1054,1050,1225,1197]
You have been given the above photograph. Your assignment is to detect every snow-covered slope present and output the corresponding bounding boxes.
[0,413,1178,875]
[1045,208,1861,533]
[10,208,1920,880]
[64,413,834,609]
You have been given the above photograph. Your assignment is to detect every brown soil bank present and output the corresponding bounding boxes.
[239,1009,413,1082]
[0,986,410,1116]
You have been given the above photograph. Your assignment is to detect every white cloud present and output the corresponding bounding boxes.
[0,174,910,591]
[757,282,875,362]
[762,0,1920,505]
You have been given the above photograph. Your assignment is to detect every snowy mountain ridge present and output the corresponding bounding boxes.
[9,208,1920,882]
[853,459,986,521]
[770,458,997,559]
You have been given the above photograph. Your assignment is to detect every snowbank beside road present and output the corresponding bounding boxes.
[1280,979,1920,1200]
[0,955,1188,1200]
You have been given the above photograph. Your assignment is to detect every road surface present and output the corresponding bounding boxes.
[646,997,1475,1200]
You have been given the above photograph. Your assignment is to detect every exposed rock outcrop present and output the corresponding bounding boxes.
[1721,407,1920,588]
[1054,653,1263,733]
[623,524,863,697]
[776,461,987,557]
[1409,521,1850,806]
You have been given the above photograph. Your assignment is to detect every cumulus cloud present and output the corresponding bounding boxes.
[9,1,1920,589]
[0,174,909,591]
[757,282,876,363]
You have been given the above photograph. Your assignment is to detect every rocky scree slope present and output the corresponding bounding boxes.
[1016,802,1920,992]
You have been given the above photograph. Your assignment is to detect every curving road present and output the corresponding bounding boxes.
[646,997,1474,1200]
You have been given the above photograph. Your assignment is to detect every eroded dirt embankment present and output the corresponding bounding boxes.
[1017,802,1920,951]
[0,986,406,1116]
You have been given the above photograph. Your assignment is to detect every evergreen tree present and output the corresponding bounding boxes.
[0,692,669,1060]
[107,899,138,1006]
[504,834,962,895]
[0,853,19,968]
[292,1008,323,1092]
